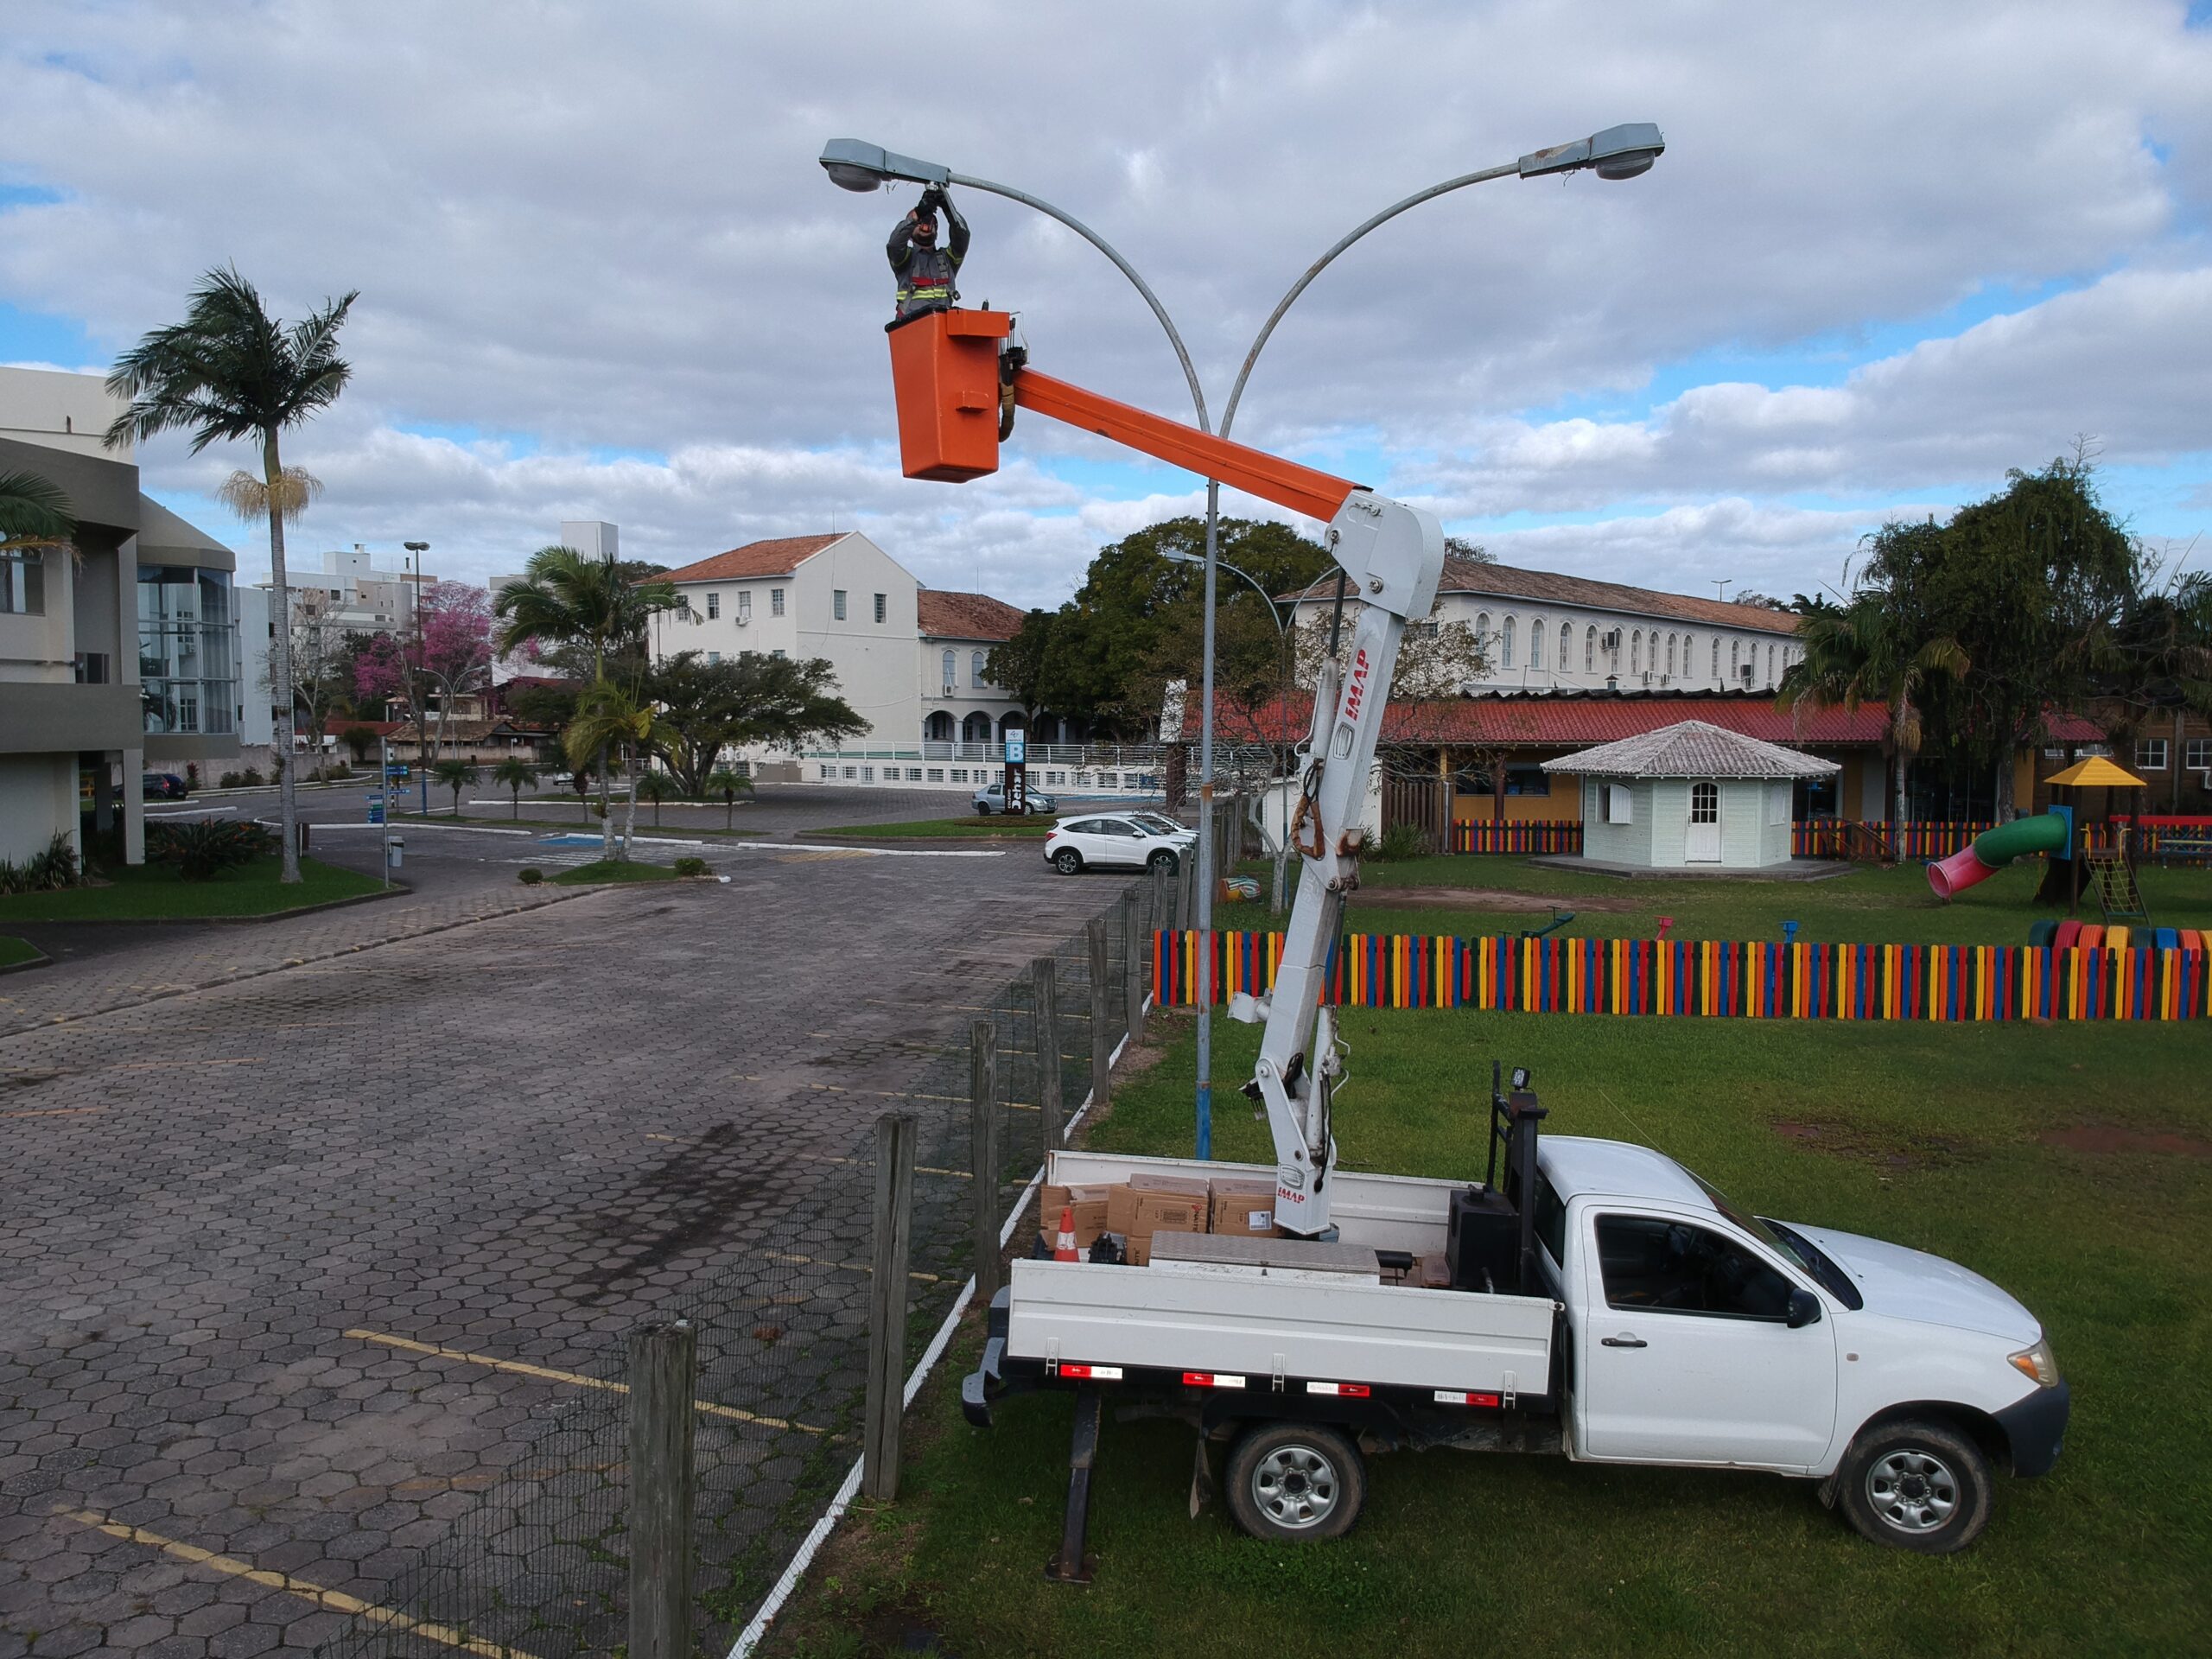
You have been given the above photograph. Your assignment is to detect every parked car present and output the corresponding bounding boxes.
[142,773,190,800]
[1045,812,1192,875]
[973,781,1057,817]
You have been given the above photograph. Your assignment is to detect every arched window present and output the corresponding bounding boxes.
[1585,626,1597,672]
[1501,614,1516,668]
[1559,622,1571,671]
[941,649,956,688]
[1667,633,1677,676]
[925,710,954,741]
[971,650,987,687]
[1530,617,1546,670]
[1475,610,1491,647]
[998,711,1027,740]
[1630,629,1642,674]
[1711,637,1721,678]
[1767,643,1777,684]
[1730,639,1740,677]
[1682,633,1694,681]
[962,711,992,743]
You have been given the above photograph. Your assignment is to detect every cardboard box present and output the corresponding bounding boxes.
[1109,1173,1209,1236]
[1115,1189,1205,1268]
[1208,1179,1276,1236]
[1039,1183,1112,1249]
[1414,1252,1452,1290]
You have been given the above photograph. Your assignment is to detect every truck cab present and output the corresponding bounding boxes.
[1535,1136,2068,1541]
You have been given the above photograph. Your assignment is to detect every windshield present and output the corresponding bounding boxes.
[1130,813,1185,835]
[1688,1172,1864,1308]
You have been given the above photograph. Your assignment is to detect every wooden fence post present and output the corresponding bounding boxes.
[971,1018,1001,1302]
[1122,891,1146,1047]
[1033,956,1063,1156]
[1087,917,1112,1111]
[863,1111,916,1502]
[628,1319,696,1659]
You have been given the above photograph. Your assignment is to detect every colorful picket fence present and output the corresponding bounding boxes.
[1152,928,2209,1023]
[1445,819,1998,860]
[1448,819,1584,854]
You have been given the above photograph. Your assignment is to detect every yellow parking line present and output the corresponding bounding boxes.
[52,1508,537,1659]
[766,1250,942,1284]
[345,1331,829,1435]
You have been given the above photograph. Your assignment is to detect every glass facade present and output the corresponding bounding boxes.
[137,567,238,735]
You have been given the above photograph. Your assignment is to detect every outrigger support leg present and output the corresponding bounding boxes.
[1045,1384,1103,1585]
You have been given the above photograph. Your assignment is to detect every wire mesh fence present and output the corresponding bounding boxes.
[319,873,1163,1659]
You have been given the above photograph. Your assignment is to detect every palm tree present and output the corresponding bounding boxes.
[1778,593,1967,855]
[633,768,682,827]
[563,685,677,861]
[492,756,541,819]
[0,470,76,552]
[495,544,681,855]
[105,266,357,884]
[431,758,479,816]
[705,766,752,830]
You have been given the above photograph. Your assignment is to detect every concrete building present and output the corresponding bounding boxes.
[1544,720,1838,871]
[918,589,1029,748]
[260,543,425,636]
[0,366,242,865]
[1288,555,1805,695]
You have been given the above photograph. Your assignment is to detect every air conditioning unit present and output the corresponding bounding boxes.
[1640,671,1653,686]
[943,683,957,697]
[1739,664,1757,683]
[1601,630,1622,651]
[734,614,749,626]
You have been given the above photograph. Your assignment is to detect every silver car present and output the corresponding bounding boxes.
[972,781,1056,816]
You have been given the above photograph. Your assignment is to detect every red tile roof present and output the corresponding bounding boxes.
[918,589,1027,641]
[1182,690,2106,750]
[660,533,845,584]
[1285,556,1803,636]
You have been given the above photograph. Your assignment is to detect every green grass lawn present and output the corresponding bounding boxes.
[769,1006,2211,1658]
[0,936,42,967]
[547,858,683,886]
[820,816,1055,840]
[1310,852,2212,947]
[0,856,384,921]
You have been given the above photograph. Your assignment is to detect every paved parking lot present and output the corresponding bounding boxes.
[0,840,1114,1656]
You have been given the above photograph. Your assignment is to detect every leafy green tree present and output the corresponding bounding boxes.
[492,756,540,819]
[0,469,74,552]
[106,266,357,883]
[496,544,683,855]
[990,517,1334,734]
[431,758,479,815]
[633,768,682,827]
[705,766,753,830]
[643,651,865,795]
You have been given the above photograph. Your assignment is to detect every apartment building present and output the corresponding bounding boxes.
[918,589,1028,747]
[0,366,242,865]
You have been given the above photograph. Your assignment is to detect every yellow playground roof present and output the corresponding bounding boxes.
[2042,755,2148,788]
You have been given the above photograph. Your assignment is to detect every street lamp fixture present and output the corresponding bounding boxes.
[1517,123,1668,181]
[818,139,951,193]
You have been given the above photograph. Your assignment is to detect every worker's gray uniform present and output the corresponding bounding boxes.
[887,202,970,322]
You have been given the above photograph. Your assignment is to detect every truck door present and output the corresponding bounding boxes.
[1573,1210,1836,1470]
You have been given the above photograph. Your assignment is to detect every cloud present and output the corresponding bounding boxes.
[5,0,2210,607]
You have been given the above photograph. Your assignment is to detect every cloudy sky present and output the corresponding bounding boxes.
[5,1,2209,608]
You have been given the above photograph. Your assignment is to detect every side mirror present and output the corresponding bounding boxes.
[1786,1288,1823,1329]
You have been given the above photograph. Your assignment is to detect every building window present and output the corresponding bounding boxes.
[950,768,968,783]
[1529,616,1545,670]
[1503,765,1551,797]
[73,652,111,683]
[1681,633,1694,680]
[1667,633,1677,677]
[926,767,944,782]
[821,764,835,779]
[1559,622,1571,671]
[834,589,848,620]
[1630,629,1641,674]
[738,590,752,619]
[707,651,721,665]
[1691,780,1719,823]
[1585,626,1597,672]
[706,592,721,619]
[1475,611,1491,651]
[771,649,786,659]
[1711,638,1721,678]
[942,649,957,688]
[842,765,858,779]
[771,588,785,616]
[971,651,987,687]
[1501,615,1516,669]
[1,550,45,614]
[2136,737,2168,771]
[137,567,237,737]
[2186,738,2210,771]
[874,592,887,624]
[908,766,923,781]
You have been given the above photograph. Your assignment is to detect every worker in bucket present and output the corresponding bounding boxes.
[887,184,969,323]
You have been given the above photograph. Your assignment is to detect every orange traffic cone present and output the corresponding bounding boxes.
[1053,1205,1081,1262]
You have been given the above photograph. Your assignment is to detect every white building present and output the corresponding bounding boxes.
[918,589,1029,747]
[259,543,427,636]
[1289,555,1804,696]
[1543,720,1839,871]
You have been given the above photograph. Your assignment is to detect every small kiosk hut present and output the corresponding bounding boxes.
[1542,719,1838,871]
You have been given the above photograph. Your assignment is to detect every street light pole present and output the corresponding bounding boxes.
[404,540,430,816]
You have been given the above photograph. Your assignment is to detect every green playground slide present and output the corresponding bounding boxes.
[1927,810,2069,899]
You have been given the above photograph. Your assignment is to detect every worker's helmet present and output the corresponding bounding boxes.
[912,213,938,243]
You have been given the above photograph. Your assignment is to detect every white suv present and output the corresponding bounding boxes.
[1045,813,1192,875]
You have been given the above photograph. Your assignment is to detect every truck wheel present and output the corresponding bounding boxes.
[1837,1419,1992,1554]
[1225,1422,1364,1541]
[1053,848,1084,874]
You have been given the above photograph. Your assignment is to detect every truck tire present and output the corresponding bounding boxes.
[1224,1422,1364,1541]
[1837,1418,1993,1554]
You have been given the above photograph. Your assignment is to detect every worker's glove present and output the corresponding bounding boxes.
[920,184,947,212]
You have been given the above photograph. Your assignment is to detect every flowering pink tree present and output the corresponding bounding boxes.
[354,581,494,760]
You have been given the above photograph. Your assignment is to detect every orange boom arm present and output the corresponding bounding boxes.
[887,308,1359,520]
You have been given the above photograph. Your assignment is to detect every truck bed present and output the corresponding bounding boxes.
[1005,1150,1557,1398]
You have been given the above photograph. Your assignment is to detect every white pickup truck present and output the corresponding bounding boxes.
[964,1104,2067,1571]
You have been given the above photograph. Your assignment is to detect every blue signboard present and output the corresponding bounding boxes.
[1005,732,1026,765]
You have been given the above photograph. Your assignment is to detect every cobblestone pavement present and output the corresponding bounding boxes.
[0,848,1116,1656]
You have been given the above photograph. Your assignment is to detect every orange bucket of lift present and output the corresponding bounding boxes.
[887,308,1014,482]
